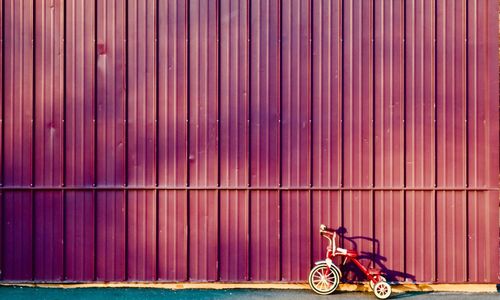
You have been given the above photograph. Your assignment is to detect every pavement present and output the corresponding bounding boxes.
[0,286,499,300]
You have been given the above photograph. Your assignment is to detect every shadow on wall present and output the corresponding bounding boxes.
[335,227,416,283]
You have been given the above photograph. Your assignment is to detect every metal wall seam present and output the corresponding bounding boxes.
[157,0,188,281]
[342,0,374,274]
[219,0,249,282]
[127,0,157,281]
[436,0,467,283]
[374,0,405,282]
[0,0,3,280]
[466,0,499,283]
[249,0,280,281]
[96,0,126,281]
[188,0,218,281]
[3,0,34,280]
[405,0,437,283]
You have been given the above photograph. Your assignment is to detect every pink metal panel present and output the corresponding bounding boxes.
[158,191,188,281]
[96,191,125,281]
[281,191,310,281]
[95,0,126,281]
[405,0,437,282]
[127,191,156,280]
[65,0,95,187]
[34,192,63,280]
[158,0,188,188]
[250,191,280,281]
[466,0,499,283]
[281,0,310,188]
[436,0,467,283]
[4,0,33,187]
[34,0,63,187]
[342,0,374,271]
[96,0,126,187]
[33,0,64,281]
[65,192,94,280]
[220,191,249,281]
[157,0,189,281]
[65,0,96,281]
[281,0,311,282]
[3,193,32,280]
[3,0,34,281]
[374,0,405,282]
[250,0,280,188]
[127,0,157,281]
[219,0,249,282]
[189,191,218,281]
[312,0,342,188]
[249,0,281,281]
[312,192,342,263]
[188,0,219,281]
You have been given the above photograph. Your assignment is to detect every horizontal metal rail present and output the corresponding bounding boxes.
[0,186,497,191]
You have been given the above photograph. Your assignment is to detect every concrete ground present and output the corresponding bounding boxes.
[0,286,499,300]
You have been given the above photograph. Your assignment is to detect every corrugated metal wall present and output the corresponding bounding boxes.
[0,0,498,283]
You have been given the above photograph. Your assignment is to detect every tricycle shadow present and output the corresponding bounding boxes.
[335,226,416,283]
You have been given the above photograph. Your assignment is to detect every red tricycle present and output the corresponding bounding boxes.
[308,224,392,299]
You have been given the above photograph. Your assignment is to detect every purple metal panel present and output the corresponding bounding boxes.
[281,0,310,188]
[220,191,249,281]
[188,0,219,281]
[127,0,157,281]
[189,191,218,281]
[158,191,187,281]
[436,0,467,283]
[96,0,126,187]
[374,0,405,282]
[158,0,188,188]
[281,0,311,282]
[405,191,435,282]
[405,0,437,282]
[95,0,126,281]
[249,0,280,281]
[250,0,280,188]
[4,0,33,187]
[312,0,342,188]
[127,191,156,280]
[3,0,33,281]
[157,0,188,281]
[66,0,95,187]
[342,0,374,272]
[35,0,63,187]
[281,191,310,281]
[219,0,249,282]
[34,192,63,280]
[33,0,64,281]
[466,0,499,283]
[65,192,94,280]
[3,193,32,280]
[65,0,95,281]
[312,192,342,263]
[250,191,280,281]
[96,191,125,281]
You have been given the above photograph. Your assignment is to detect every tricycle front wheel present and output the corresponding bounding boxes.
[308,263,340,295]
